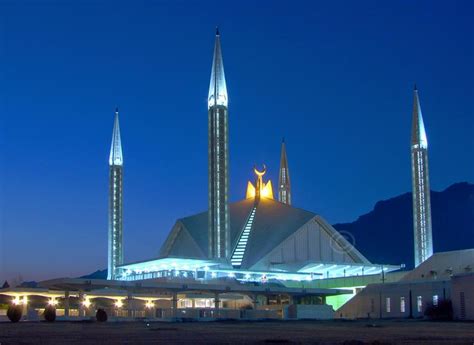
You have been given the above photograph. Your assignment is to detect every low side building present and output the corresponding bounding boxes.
[337,249,474,320]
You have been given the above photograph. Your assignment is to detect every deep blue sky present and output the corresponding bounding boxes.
[1,1,473,282]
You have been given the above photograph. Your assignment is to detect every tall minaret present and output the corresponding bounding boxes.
[208,28,230,259]
[278,138,291,205]
[411,86,433,267]
[107,108,124,280]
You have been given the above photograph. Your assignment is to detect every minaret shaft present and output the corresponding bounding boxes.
[411,88,433,267]
[108,165,123,279]
[107,110,124,280]
[278,140,291,205]
[208,30,230,259]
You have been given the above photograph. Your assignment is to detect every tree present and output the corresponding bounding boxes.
[7,305,22,323]
[96,308,108,322]
[424,300,453,320]
[43,305,56,322]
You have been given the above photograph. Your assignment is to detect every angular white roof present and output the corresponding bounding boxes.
[159,197,373,272]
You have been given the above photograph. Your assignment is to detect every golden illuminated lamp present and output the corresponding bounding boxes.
[246,165,274,200]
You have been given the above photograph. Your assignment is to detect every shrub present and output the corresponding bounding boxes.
[43,305,56,322]
[7,305,22,323]
[96,308,108,322]
[424,299,453,320]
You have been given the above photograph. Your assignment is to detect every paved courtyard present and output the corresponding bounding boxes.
[0,319,473,344]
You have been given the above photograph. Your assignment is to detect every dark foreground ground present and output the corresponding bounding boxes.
[0,319,473,345]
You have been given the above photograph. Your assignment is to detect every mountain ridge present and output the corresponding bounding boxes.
[333,182,474,268]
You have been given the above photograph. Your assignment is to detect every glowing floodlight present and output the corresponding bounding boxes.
[82,298,91,308]
[48,298,58,306]
[246,166,274,199]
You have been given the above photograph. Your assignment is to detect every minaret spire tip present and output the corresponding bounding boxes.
[412,85,427,149]
[208,25,228,108]
[278,139,291,205]
[109,108,123,166]
[414,83,417,91]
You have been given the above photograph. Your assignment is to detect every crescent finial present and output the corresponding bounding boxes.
[254,164,267,177]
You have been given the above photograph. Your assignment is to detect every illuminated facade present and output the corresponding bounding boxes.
[278,139,291,205]
[208,28,230,259]
[411,86,433,267]
[107,108,124,280]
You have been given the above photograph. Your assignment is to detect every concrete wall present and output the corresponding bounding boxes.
[284,304,334,319]
[337,280,451,319]
[451,274,474,320]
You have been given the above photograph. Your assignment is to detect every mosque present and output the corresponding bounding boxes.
[109,29,399,285]
[1,29,472,321]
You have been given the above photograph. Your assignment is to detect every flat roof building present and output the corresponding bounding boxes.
[337,249,474,320]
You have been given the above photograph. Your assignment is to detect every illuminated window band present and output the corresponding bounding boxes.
[117,258,399,283]
[231,207,257,268]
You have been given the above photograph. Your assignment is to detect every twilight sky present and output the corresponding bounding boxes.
[0,1,473,282]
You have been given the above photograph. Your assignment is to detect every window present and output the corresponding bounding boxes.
[417,296,423,312]
[386,297,391,313]
[400,297,406,313]
[370,298,375,313]
[460,292,466,319]
[433,295,438,306]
